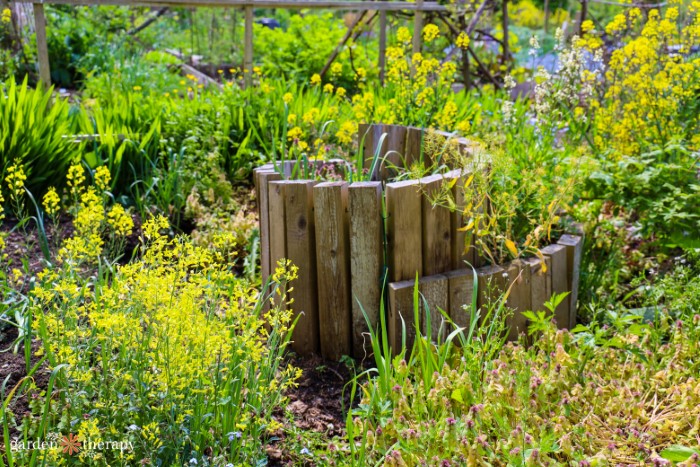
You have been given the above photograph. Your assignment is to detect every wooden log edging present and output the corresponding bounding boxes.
[254,125,583,359]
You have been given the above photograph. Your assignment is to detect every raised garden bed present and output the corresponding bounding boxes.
[254,124,583,360]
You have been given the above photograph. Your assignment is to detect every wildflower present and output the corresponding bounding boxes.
[287,126,302,141]
[323,83,334,94]
[287,113,297,124]
[446,417,456,426]
[336,86,346,98]
[397,26,411,43]
[132,86,142,91]
[335,121,356,144]
[5,160,26,197]
[253,66,262,75]
[1,8,11,23]
[456,32,470,49]
[581,19,595,33]
[310,73,321,86]
[67,163,86,193]
[529,35,540,55]
[422,24,440,42]
[355,67,366,81]
[107,204,134,237]
[94,166,111,192]
[300,448,311,456]
[43,187,61,217]
[330,62,342,76]
[282,92,293,104]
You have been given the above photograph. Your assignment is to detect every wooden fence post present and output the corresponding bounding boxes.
[349,181,385,359]
[386,179,423,282]
[413,0,424,56]
[388,279,418,353]
[268,181,287,307]
[540,243,569,329]
[284,180,319,355]
[314,182,352,360]
[558,234,583,327]
[378,9,387,84]
[504,260,531,341]
[524,256,552,315]
[445,268,475,331]
[476,264,506,324]
[33,3,51,87]
[244,5,254,89]
[421,174,451,276]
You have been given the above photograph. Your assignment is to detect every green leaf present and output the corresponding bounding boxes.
[660,445,700,462]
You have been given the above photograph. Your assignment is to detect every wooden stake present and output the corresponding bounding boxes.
[244,5,253,89]
[378,10,387,84]
[33,3,51,87]
[421,174,451,275]
[413,0,424,56]
[504,260,531,341]
[386,179,423,282]
[557,234,583,327]
[540,243,569,329]
[314,182,352,360]
[349,181,385,360]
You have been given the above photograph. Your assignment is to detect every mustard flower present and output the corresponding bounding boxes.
[422,24,440,42]
[336,86,346,98]
[107,204,134,237]
[323,83,334,94]
[1,8,11,23]
[310,73,321,86]
[4,160,26,198]
[397,26,411,43]
[43,187,61,217]
[282,92,293,104]
[330,62,343,76]
[456,32,470,49]
[94,166,111,192]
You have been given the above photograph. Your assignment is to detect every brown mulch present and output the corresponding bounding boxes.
[266,354,358,466]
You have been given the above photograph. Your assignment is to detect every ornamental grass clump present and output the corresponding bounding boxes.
[3,216,300,466]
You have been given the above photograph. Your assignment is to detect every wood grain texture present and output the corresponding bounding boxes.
[388,279,418,353]
[404,127,424,168]
[267,180,287,311]
[540,243,569,329]
[348,181,385,359]
[444,169,475,270]
[476,264,506,325]
[421,174,452,276]
[523,256,552,317]
[504,260,532,341]
[386,179,423,282]
[445,268,475,331]
[314,182,352,360]
[557,234,583,327]
[419,274,448,342]
[256,170,281,286]
[284,180,319,355]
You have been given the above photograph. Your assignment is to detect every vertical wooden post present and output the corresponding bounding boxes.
[255,167,281,286]
[446,169,475,270]
[314,182,352,360]
[386,179,423,282]
[388,279,418,353]
[285,180,319,355]
[404,127,423,169]
[524,257,552,316]
[558,234,583,327]
[446,268,475,331]
[268,181,287,308]
[244,5,254,89]
[578,0,589,35]
[476,264,506,324]
[413,0,424,56]
[378,10,387,84]
[421,175,451,276]
[541,243,569,329]
[420,275,448,342]
[33,3,51,87]
[504,260,532,341]
[349,182,384,360]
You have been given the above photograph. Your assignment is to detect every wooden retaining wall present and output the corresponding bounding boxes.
[254,125,583,360]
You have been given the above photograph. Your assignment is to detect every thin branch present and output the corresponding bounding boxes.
[127,7,169,35]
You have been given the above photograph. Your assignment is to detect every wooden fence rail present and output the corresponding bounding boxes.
[14,0,448,89]
[255,124,583,360]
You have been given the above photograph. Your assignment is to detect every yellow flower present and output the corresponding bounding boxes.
[581,19,595,33]
[67,163,85,192]
[330,62,343,76]
[456,32,470,49]
[1,8,11,23]
[335,121,356,144]
[287,126,302,141]
[4,160,26,197]
[336,86,346,98]
[355,67,367,81]
[43,187,61,217]
[323,83,334,94]
[283,92,293,104]
[132,86,142,91]
[94,166,111,192]
[107,204,134,237]
[311,73,322,86]
[287,113,297,124]
[397,26,411,43]
[422,24,440,42]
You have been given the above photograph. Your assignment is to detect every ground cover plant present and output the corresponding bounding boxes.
[1,0,699,465]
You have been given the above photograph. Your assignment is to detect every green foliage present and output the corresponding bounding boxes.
[0,76,78,201]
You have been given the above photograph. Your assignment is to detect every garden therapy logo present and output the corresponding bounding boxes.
[9,431,133,456]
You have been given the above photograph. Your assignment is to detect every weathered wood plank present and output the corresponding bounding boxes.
[504,260,532,341]
[244,5,253,89]
[28,0,450,10]
[267,181,287,311]
[421,174,452,276]
[445,268,475,331]
[256,170,281,286]
[444,169,475,270]
[386,179,423,282]
[540,243,569,329]
[284,180,319,355]
[388,279,418,353]
[523,256,552,315]
[348,181,385,359]
[378,125,407,180]
[419,274,448,342]
[314,182,352,360]
[557,234,583,327]
[476,264,506,326]
[404,127,423,169]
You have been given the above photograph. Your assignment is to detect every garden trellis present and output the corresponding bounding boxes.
[14,0,451,89]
